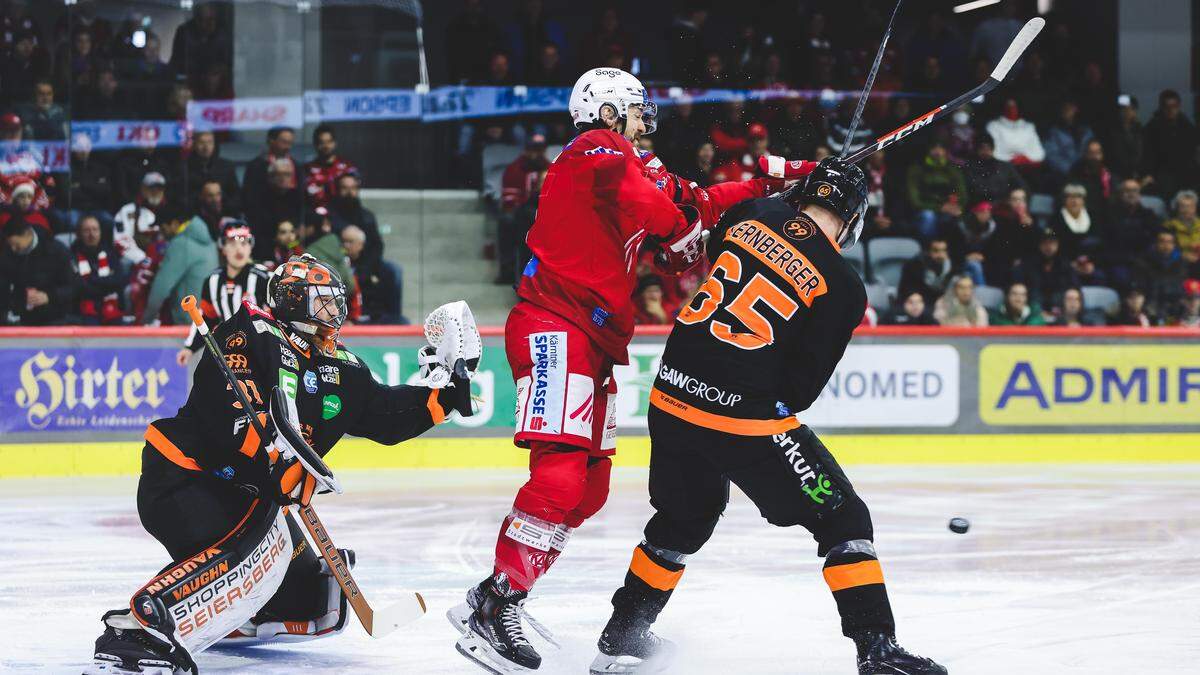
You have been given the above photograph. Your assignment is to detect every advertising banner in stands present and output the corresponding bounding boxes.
[0,346,185,434]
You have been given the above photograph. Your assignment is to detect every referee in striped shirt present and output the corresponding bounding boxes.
[176,220,271,366]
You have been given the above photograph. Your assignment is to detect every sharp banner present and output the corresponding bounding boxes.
[1,334,1196,441]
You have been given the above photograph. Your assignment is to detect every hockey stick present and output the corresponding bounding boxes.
[180,296,426,638]
[839,0,903,159]
[844,17,1045,165]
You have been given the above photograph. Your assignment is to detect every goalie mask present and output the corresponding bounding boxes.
[267,254,347,354]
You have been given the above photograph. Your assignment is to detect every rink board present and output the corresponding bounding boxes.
[0,325,1197,477]
[2,433,1199,478]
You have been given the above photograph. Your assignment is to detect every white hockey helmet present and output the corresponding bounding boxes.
[568,67,657,134]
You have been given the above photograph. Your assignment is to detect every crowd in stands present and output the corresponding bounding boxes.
[0,2,402,329]
[471,2,1200,328]
[3,0,1199,330]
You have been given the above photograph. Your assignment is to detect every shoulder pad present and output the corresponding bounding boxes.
[251,317,288,343]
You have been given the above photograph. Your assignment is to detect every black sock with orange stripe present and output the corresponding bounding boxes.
[601,541,686,650]
[822,539,895,639]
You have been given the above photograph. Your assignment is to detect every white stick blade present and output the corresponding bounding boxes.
[990,17,1045,81]
[368,592,427,638]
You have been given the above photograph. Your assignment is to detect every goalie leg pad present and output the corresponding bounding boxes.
[114,496,292,660]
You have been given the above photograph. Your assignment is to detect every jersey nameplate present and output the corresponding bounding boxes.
[724,220,828,306]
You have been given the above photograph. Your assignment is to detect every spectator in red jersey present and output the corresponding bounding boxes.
[302,124,358,208]
[70,214,128,325]
[496,134,548,284]
[711,123,769,184]
[863,151,896,240]
[633,274,671,325]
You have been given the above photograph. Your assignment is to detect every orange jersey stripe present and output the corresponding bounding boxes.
[650,388,800,436]
[629,546,684,592]
[823,560,885,592]
[144,424,202,472]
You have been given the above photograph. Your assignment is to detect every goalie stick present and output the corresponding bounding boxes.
[180,295,426,638]
[844,17,1045,165]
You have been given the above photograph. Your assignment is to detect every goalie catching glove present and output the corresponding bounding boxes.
[414,300,481,418]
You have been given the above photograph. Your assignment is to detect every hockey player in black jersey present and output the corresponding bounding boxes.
[590,158,947,675]
[176,220,271,366]
[86,254,479,674]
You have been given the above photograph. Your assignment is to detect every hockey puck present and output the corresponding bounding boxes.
[948,517,970,534]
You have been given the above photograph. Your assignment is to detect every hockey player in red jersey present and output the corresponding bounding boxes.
[451,67,713,674]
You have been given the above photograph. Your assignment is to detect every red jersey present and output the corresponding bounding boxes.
[303,156,358,207]
[517,129,689,364]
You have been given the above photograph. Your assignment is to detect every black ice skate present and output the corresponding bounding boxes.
[84,610,196,675]
[589,618,675,674]
[455,574,543,673]
[448,575,559,647]
[853,630,947,675]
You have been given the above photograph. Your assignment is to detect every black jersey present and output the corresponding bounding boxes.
[185,264,271,351]
[651,197,866,433]
[148,300,446,480]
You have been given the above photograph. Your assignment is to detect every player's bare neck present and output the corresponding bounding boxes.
[800,205,843,250]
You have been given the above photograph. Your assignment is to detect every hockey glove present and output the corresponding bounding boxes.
[654,205,705,275]
[414,301,481,418]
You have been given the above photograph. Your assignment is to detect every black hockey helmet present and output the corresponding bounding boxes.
[267,253,347,354]
[781,156,869,249]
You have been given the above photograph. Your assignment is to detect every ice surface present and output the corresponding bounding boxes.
[2,464,1198,673]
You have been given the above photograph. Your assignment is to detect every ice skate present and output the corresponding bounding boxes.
[84,610,195,675]
[449,576,559,648]
[589,623,675,674]
[455,574,542,673]
[853,630,947,675]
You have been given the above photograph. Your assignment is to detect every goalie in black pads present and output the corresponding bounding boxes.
[86,254,479,675]
[590,159,946,675]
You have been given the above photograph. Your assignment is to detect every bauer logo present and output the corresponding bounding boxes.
[4,348,181,433]
[980,345,1200,426]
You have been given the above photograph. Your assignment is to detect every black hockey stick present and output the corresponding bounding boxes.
[180,295,426,638]
[844,17,1045,165]
[839,0,903,159]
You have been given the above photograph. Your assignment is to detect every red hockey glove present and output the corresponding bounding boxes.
[758,155,818,180]
[654,205,705,275]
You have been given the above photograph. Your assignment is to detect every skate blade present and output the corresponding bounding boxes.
[83,655,176,675]
[455,632,537,675]
[446,602,471,635]
[588,640,676,674]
